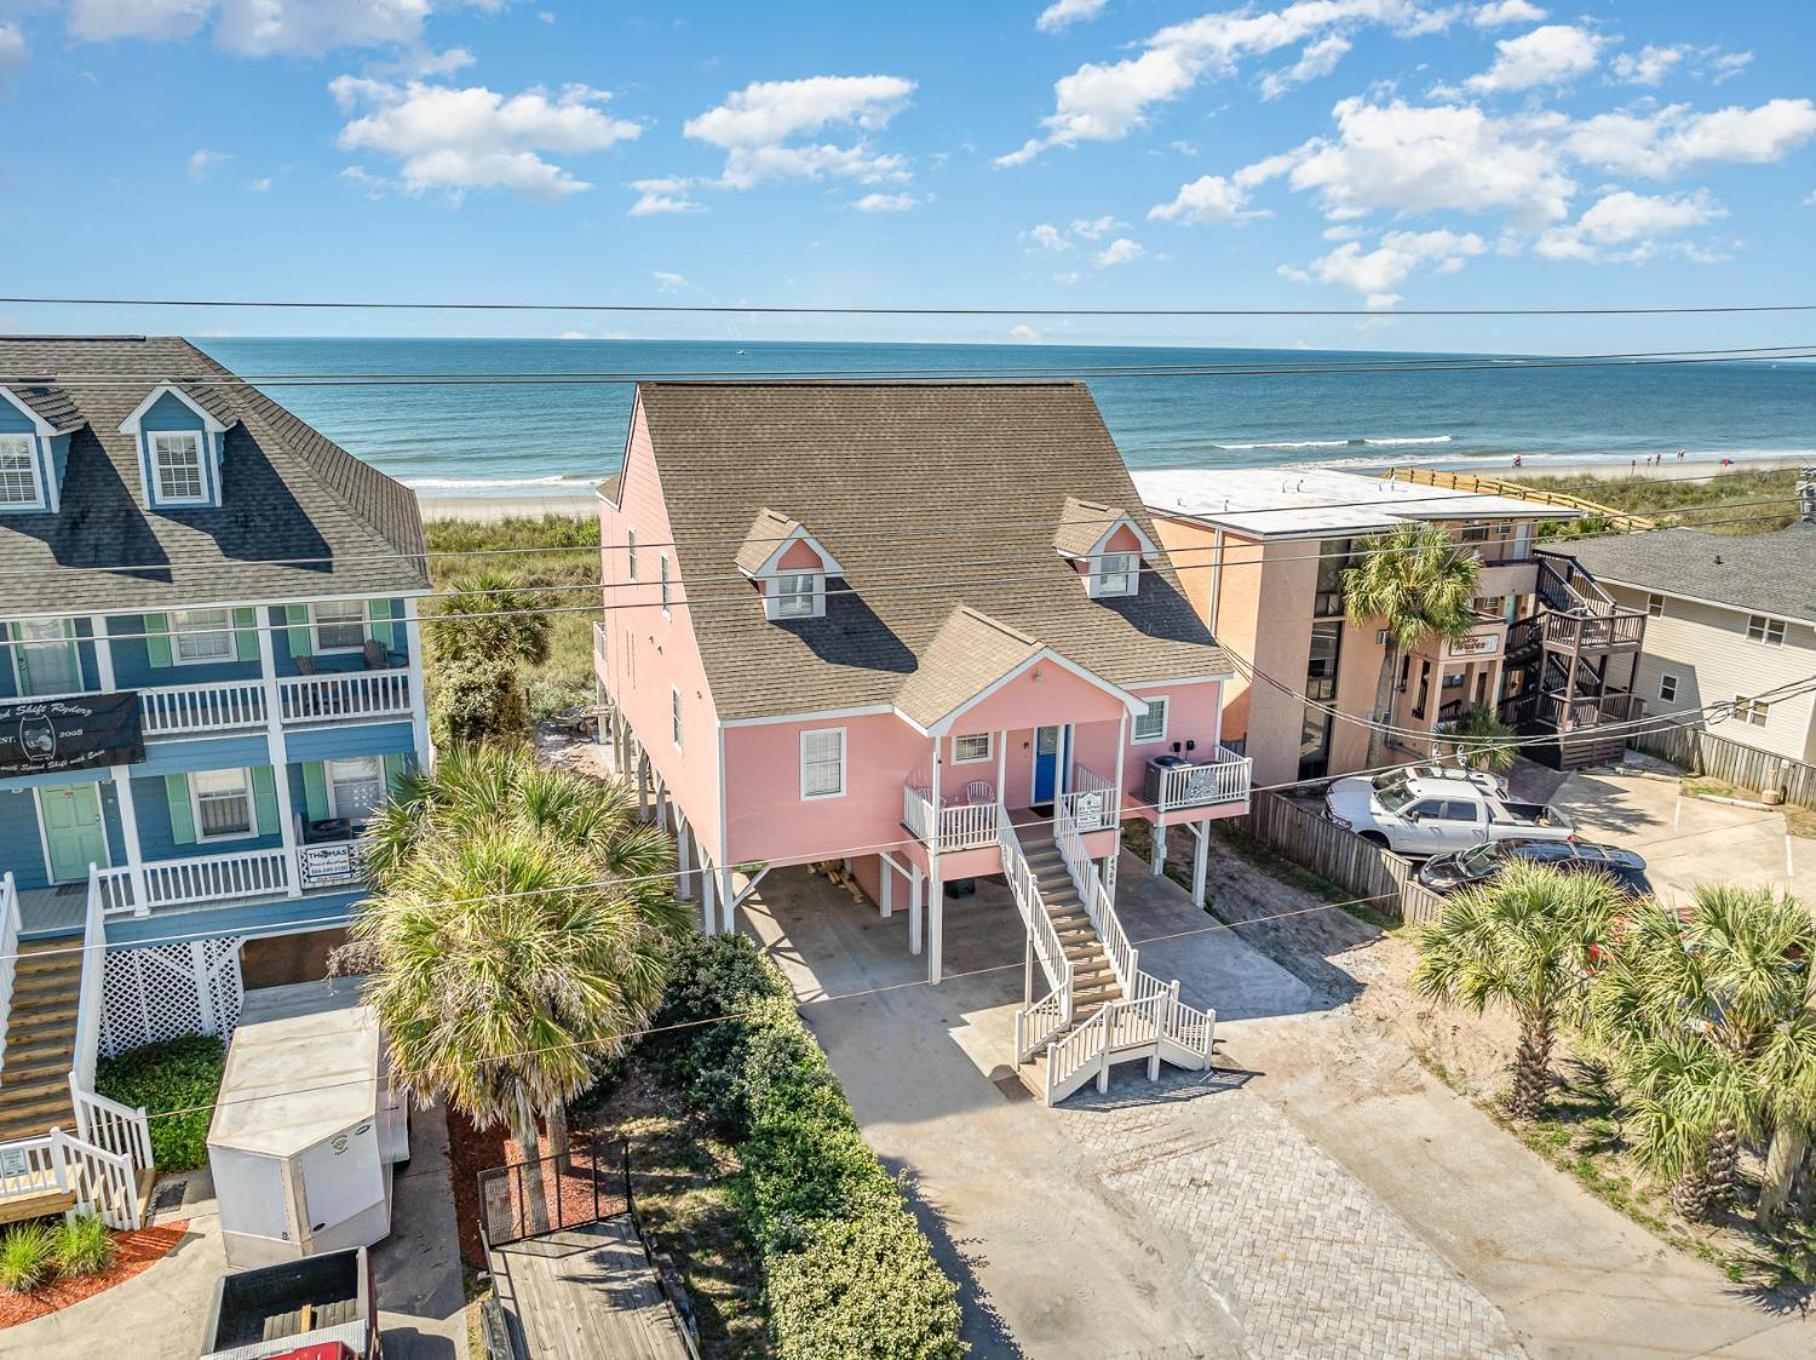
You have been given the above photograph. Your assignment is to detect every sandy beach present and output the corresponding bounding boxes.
[1441,453,1806,484]
[419,487,598,521]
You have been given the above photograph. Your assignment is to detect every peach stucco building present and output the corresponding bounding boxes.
[592,383,1248,1082]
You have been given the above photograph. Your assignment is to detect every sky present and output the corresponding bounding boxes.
[3,0,1815,353]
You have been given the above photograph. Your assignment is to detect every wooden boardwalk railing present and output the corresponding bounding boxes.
[1381,466,1655,531]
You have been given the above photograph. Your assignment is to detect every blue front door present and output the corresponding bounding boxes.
[1033,725,1062,804]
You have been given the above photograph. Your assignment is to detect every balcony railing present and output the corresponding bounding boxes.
[1063,764,1120,832]
[23,669,413,739]
[903,784,1000,852]
[140,680,267,735]
[277,669,412,724]
[1153,746,1252,813]
[1541,610,1646,651]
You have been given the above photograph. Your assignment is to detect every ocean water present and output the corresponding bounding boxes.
[197,338,1816,496]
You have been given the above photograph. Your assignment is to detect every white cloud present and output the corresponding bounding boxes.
[332,77,641,201]
[1469,1,1544,27]
[1093,236,1144,267]
[682,74,916,189]
[1008,322,1043,342]
[1566,99,1816,179]
[1148,173,1263,224]
[1259,33,1350,102]
[627,176,702,216]
[68,0,212,42]
[852,191,920,211]
[0,21,25,84]
[1281,228,1486,306]
[1070,213,1123,239]
[1025,223,1071,251]
[1805,190,1816,208]
[1534,187,1727,261]
[1463,23,1603,94]
[1710,51,1753,84]
[248,175,272,191]
[652,271,687,292]
[187,146,231,178]
[214,0,430,57]
[1611,44,1687,88]
[1035,0,1107,34]
[339,165,390,198]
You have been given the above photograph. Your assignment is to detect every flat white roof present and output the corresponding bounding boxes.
[209,978,380,1156]
[1134,467,1580,540]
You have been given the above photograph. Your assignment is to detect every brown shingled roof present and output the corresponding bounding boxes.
[635,380,1230,723]
[733,507,803,577]
[894,606,1045,729]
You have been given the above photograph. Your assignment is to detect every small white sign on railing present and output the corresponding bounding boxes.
[299,840,369,890]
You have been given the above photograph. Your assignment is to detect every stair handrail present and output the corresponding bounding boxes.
[66,871,154,1185]
[0,871,19,1077]
[1044,1005,1108,1104]
[73,868,108,1091]
[1052,798,1140,990]
[997,820,1071,1007]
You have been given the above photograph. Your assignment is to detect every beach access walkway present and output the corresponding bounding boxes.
[489,1217,696,1360]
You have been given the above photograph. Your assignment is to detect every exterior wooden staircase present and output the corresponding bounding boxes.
[1021,827,1123,1021]
[0,939,84,1224]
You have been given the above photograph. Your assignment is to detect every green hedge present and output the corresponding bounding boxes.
[652,936,965,1360]
[94,1034,225,1171]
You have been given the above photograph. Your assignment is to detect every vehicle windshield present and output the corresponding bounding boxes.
[1455,842,1504,874]
[1374,775,1417,812]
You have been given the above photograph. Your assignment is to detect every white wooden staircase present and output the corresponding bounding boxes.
[1003,814,1216,1106]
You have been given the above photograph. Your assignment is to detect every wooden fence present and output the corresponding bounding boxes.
[1240,792,1449,928]
[1627,722,1816,808]
[1379,465,1655,531]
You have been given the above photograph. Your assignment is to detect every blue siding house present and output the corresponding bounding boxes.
[0,337,431,1187]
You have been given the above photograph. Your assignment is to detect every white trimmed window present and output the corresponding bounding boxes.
[172,607,235,663]
[953,733,993,764]
[1734,696,1771,728]
[193,768,254,840]
[671,687,683,750]
[776,572,819,619]
[0,434,41,507]
[151,431,206,503]
[1094,552,1137,598]
[1646,593,1666,619]
[1658,673,1678,703]
[626,528,638,581]
[312,599,368,652]
[1132,697,1169,743]
[327,756,386,823]
[800,728,846,800]
[1745,614,1786,646]
[660,555,672,617]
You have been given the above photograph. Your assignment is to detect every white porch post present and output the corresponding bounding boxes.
[1149,820,1166,877]
[1191,818,1210,909]
[880,858,892,918]
[90,615,115,691]
[995,730,1007,809]
[719,865,737,935]
[402,597,432,767]
[1113,710,1130,870]
[699,852,718,935]
[653,774,670,834]
[908,862,923,955]
[635,748,651,820]
[675,816,693,900]
[109,764,146,912]
[926,868,943,986]
[254,608,302,898]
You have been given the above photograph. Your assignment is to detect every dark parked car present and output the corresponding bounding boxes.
[1417,838,1654,898]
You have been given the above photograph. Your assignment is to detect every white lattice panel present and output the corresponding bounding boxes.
[100,937,244,1058]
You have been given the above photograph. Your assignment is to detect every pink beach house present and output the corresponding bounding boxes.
[594,382,1252,1099]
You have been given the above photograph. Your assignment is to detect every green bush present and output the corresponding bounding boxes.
[95,1033,226,1171]
[0,1222,56,1294]
[428,571,554,668]
[768,1212,966,1360]
[52,1213,115,1277]
[431,655,531,747]
[650,935,965,1358]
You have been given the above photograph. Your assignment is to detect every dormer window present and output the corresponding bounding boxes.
[1095,552,1137,597]
[1054,496,1156,601]
[737,507,842,624]
[776,571,820,618]
[119,381,230,510]
[152,432,206,503]
[0,435,42,509]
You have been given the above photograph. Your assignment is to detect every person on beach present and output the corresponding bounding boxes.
[1512,454,1522,468]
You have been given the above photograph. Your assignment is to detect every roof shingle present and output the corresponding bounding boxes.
[1560,523,1816,624]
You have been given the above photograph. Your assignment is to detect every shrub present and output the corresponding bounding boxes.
[431,655,531,746]
[649,934,793,1135]
[95,1033,226,1171]
[429,571,554,668]
[52,1213,115,1277]
[0,1223,56,1294]
[767,1212,967,1360]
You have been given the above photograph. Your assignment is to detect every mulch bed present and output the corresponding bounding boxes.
[446,1109,625,1268]
[0,1222,189,1329]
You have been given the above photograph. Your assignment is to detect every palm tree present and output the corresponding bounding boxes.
[428,570,554,668]
[1440,704,1518,775]
[1413,861,1625,1120]
[1588,885,1816,1223]
[1343,523,1483,767]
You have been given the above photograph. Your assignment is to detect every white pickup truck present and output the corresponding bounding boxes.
[1324,769,1575,858]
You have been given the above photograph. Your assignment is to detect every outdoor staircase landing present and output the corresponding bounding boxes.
[0,938,81,1145]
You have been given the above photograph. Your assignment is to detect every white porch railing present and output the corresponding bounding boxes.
[277,669,412,723]
[1063,763,1120,832]
[593,621,608,668]
[1155,747,1253,813]
[139,680,267,736]
[72,1080,154,1172]
[93,865,137,917]
[298,837,372,891]
[138,847,292,912]
[0,872,18,1077]
[1001,820,1074,1063]
[903,784,1000,852]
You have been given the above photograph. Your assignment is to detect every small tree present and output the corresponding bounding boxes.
[1440,704,1518,775]
[429,570,554,668]
[1343,523,1483,767]
[431,656,531,747]
[1413,861,1624,1120]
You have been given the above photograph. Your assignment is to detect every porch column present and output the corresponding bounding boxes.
[699,852,717,935]
[653,773,670,834]
[926,869,944,986]
[255,610,302,899]
[1191,819,1210,909]
[1149,821,1166,877]
[675,815,693,900]
[995,731,1007,810]
[110,764,146,911]
[908,862,923,955]
[880,858,892,918]
[719,865,738,936]
[402,597,432,767]
[636,748,651,820]
[1113,710,1130,862]
[89,616,115,690]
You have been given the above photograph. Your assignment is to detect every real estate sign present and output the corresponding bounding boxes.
[0,692,144,778]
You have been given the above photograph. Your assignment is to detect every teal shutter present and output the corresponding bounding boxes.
[368,600,396,651]
[144,614,172,669]
[301,762,329,822]
[250,766,279,836]
[285,605,311,660]
[164,774,197,845]
[382,752,407,794]
[234,608,259,662]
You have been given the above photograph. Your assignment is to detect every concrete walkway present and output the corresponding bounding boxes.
[745,858,1527,1359]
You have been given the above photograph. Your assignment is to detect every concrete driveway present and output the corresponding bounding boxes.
[1546,769,1816,904]
[743,859,1529,1360]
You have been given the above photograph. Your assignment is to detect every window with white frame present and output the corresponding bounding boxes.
[671,687,683,750]
[11,617,79,695]
[800,728,846,799]
[172,607,235,663]
[193,767,254,840]
[1734,696,1771,727]
[1646,593,1666,619]
[953,732,992,764]
[312,599,368,652]
[1094,552,1137,597]
[660,555,672,616]
[151,431,206,503]
[1745,614,1786,646]
[0,434,41,507]
[1658,673,1679,703]
[1132,696,1168,743]
[775,571,819,618]
[327,756,386,823]
[626,528,638,581]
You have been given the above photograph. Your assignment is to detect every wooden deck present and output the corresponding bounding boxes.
[488,1217,694,1360]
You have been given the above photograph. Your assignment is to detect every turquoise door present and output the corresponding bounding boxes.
[40,784,109,882]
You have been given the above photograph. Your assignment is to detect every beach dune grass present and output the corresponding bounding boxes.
[1518,468,1795,535]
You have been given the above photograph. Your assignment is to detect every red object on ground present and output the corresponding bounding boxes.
[0,1222,189,1330]
[266,1345,355,1360]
